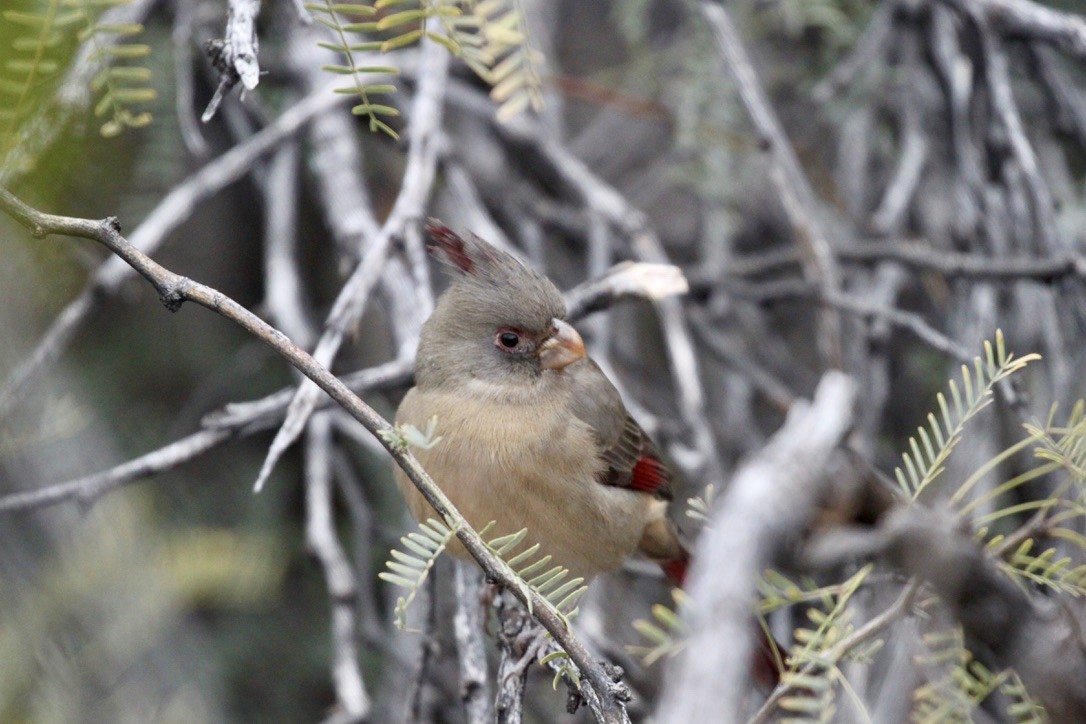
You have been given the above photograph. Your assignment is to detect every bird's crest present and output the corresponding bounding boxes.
[425,220,504,276]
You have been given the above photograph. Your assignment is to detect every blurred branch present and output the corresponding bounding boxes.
[943,0,1086,60]
[253,27,450,493]
[702,1,843,368]
[305,415,370,724]
[202,0,262,122]
[0,428,233,513]
[702,277,973,361]
[657,372,857,723]
[812,0,897,103]
[696,240,1086,284]
[0,187,633,724]
[453,563,492,724]
[0,83,347,419]
[877,506,1086,721]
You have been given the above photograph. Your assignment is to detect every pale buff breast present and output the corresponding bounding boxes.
[393,385,660,579]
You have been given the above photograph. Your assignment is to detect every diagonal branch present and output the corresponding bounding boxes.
[0,186,632,723]
[701,1,843,368]
[253,27,450,493]
[0,83,346,419]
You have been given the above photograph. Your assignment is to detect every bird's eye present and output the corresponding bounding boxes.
[498,331,520,349]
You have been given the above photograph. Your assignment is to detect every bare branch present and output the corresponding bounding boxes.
[0,187,632,723]
[202,0,262,122]
[657,372,857,723]
[453,563,493,724]
[0,84,346,418]
[253,28,450,493]
[702,1,843,367]
[306,414,370,723]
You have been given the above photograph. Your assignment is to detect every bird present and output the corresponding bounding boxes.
[393,221,689,585]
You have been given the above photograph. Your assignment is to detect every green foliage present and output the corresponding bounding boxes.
[757,568,868,617]
[955,400,1086,597]
[380,519,588,634]
[895,330,1040,501]
[912,629,1047,723]
[996,538,1086,597]
[68,0,155,138]
[628,587,688,665]
[485,526,588,625]
[0,0,153,166]
[305,0,406,139]
[378,517,458,631]
[775,565,873,723]
[449,0,543,121]
[1,0,77,160]
[306,0,543,135]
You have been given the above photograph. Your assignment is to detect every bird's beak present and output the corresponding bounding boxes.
[538,319,585,371]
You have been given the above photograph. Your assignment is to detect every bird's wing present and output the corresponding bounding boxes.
[568,359,674,501]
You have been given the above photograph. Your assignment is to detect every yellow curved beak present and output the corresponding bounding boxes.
[538,318,585,371]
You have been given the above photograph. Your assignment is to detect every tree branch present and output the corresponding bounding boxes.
[0,186,632,723]
[657,371,857,723]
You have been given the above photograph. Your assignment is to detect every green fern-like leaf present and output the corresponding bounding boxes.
[485,526,588,624]
[449,0,543,121]
[1002,670,1049,724]
[774,565,872,723]
[628,587,688,665]
[307,0,403,139]
[895,330,1040,500]
[305,0,466,137]
[0,0,75,159]
[912,628,1005,723]
[757,568,858,616]
[378,517,458,630]
[63,0,154,138]
[997,539,1086,597]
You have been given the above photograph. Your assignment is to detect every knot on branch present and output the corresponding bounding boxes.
[159,278,190,312]
[103,216,122,234]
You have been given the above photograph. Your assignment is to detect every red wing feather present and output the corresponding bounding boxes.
[629,454,671,495]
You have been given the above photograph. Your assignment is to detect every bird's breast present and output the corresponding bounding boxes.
[394,387,654,577]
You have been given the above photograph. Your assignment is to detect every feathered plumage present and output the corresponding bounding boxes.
[395,221,688,582]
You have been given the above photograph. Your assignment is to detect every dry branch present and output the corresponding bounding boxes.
[657,371,857,723]
[0,187,632,723]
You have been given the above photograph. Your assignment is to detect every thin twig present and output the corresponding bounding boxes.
[305,414,370,723]
[0,83,346,418]
[702,1,843,368]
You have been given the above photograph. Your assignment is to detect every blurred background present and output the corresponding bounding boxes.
[3,0,1086,721]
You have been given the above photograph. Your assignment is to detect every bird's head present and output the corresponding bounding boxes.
[415,221,586,396]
